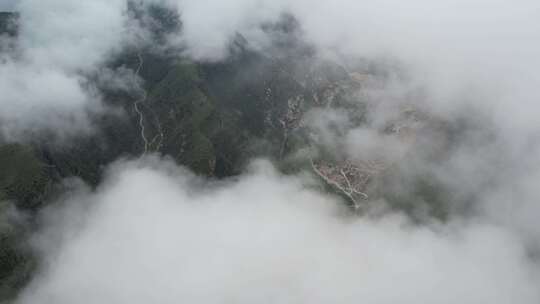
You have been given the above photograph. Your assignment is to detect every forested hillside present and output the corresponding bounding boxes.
[2,2,534,302]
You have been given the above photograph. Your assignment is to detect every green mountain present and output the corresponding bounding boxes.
[0,8,456,301]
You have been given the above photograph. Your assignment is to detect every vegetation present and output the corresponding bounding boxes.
[0,12,18,37]
[0,9,460,302]
[0,144,50,210]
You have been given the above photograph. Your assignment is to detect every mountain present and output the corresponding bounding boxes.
[0,8,454,301]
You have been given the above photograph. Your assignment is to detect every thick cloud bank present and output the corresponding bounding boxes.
[15,157,540,303]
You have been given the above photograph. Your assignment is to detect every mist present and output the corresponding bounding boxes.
[16,157,540,303]
[2,0,540,302]
[3,0,539,138]
[0,1,16,11]
[0,0,133,140]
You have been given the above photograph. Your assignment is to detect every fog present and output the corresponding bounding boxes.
[2,0,540,302]
[170,0,540,137]
[0,0,16,11]
[3,0,539,137]
[0,0,132,140]
[16,157,540,303]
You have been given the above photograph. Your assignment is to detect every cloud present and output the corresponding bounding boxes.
[0,0,133,141]
[3,0,539,142]
[0,62,97,140]
[15,157,540,303]
[162,0,285,60]
[3,2,540,302]
[161,0,540,128]
[0,0,17,11]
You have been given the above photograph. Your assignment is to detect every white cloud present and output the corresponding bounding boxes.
[164,0,540,127]
[0,0,130,140]
[15,157,540,303]
[2,3,540,302]
[3,0,539,141]
[1,60,113,141]
[0,0,17,11]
